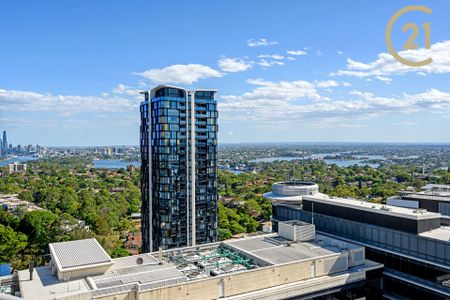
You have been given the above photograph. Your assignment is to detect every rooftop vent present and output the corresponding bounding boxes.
[278,221,315,242]
[412,208,427,214]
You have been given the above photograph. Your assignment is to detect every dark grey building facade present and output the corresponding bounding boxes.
[388,185,450,226]
[266,182,450,299]
[140,85,218,252]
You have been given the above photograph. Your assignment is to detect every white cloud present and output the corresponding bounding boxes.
[314,80,351,88]
[314,80,339,88]
[258,59,284,68]
[0,88,136,113]
[135,64,223,85]
[219,79,450,126]
[287,50,307,56]
[113,84,141,96]
[337,51,344,55]
[334,40,450,78]
[350,88,450,112]
[218,57,253,73]
[1,114,139,129]
[247,38,278,47]
[342,81,351,87]
[222,78,321,107]
[258,54,284,60]
[375,76,392,84]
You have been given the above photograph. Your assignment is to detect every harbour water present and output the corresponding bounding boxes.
[92,159,140,169]
[249,154,382,168]
[0,156,39,167]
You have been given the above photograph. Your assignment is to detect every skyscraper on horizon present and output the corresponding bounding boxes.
[140,85,219,252]
[2,131,8,157]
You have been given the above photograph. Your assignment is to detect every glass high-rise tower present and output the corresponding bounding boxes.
[140,85,218,252]
[2,131,7,157]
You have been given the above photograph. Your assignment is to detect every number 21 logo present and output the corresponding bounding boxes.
[386,5,433,67]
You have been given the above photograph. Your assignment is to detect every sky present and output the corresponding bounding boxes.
[1,0,450,146]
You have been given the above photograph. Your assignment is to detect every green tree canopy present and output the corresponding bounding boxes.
[18,210,60,248]
[0,224,28,263]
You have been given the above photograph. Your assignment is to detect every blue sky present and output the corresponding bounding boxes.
[1,0,450,146]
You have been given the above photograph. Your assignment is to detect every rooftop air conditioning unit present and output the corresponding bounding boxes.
[278,221,315,242]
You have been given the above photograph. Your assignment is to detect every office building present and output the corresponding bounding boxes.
[267,181,450,299]
[15,223,383,300]
[8,162,27,174]
[388,184,450,224]
[140,85,218,252]
[2,130,7,157]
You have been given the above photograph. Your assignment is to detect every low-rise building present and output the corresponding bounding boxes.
[0,194,42,213]
[387,184,450,224]
[125,232,142,255]
[17,223,382,300]
[8,162,26,174]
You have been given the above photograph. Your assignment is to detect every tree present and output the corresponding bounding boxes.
[239,214,259,233]
[57,187,80,216]
[243,199,262,217]
[229,220,245,235]
[0,224,27,262]
[0,211,20,230]
[93,215,110,235]
[111,247,130,258]
[395,172,412,183]
[218,202,230,229]
[18,190,33,202]
[218,228,232,240]
[18,210,60,249]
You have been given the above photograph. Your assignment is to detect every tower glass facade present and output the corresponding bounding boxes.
[140,85,218,252]
[2,131,7,157]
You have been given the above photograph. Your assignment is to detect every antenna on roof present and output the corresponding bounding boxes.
[158,247,163,265]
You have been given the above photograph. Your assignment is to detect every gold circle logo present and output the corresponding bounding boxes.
[386,5,433,67]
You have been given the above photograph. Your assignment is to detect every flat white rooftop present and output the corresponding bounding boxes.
[419,226,450,242]
[49,238,113,272]
[264,191,329,203]
[264,181,327,204]
[225,233,361,265]
[303,196,442,220]
[18,266,90,300]
[398,192,450,202]
[422,184,450,190]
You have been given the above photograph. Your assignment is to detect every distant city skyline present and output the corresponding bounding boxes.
[1,1,450,146]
